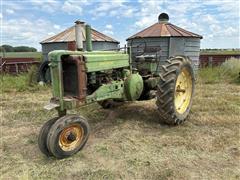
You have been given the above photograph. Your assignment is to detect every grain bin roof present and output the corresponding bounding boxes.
[41,26,119,44]
[127,13,202,40]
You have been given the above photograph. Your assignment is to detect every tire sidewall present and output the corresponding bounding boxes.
[38,117,59,156]
[47,115,90,158]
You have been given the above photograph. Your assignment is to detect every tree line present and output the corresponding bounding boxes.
[0,44,37,52]
[201,48,240,51]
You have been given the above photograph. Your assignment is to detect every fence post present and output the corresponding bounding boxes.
[15,63,19,74]
[208,56,213,68]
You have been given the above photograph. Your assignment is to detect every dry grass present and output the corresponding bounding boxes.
[198,58,240,84]
[1,81,240,179]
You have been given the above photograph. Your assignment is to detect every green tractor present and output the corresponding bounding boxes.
[38,21,195,158]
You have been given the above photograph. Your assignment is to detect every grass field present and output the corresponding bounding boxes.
[200,50,240,55]
[1,71,240,179]
[1,52,42,59]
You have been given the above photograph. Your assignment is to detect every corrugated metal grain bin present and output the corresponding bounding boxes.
[127,13,203,72]
[40,22,119,61]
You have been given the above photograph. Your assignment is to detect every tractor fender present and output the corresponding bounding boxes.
[124,73,143,101]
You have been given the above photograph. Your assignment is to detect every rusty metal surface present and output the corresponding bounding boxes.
[41,26,119,43]
[127,23,202,40]
[67,41,76,51]
[0,57,40,74]
[62,55,87,102]
[199,54,240,67]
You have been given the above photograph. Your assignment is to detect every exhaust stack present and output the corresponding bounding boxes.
[85,24,92,51]
[75,20,85,51]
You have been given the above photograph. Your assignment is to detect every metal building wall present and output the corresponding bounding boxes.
[169,37,200,72]
[183,38,200,71]
[91,42,119,50]
[127,37,201,72]
[42,42,68,61]
[42,42,119,61]
[127,37,169,61]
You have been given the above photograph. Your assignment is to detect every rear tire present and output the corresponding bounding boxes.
[156,56,195,125]
[39,61,51,83]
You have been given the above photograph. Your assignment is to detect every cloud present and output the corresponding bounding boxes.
[29,0,61,13]
[202,14,219,24]
[62,1,83,15]
[166,1,201,15]
[134,1,163,28]
[62,0,91,15]
[2,18,62,50]
[135,16,155,29]
[223,27,238,37]
[1,0,239,50]
[91,0,137,18]
[203,0,239,16]
[2,1,25,11]
[96,1,124,12]
[106,24,113,29]
[103,24,114,35]
[6,9,15,14]
[103,30,114,35]
[47,32,56,36]
[132,0,239,48]
[53,24,61,30]
[122,8,135,17]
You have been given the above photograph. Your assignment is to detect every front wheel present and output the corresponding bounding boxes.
[38,117,59,156]
[46,115,90,158]
[156,56,195,125]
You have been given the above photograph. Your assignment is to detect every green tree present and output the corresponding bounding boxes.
[0,45,37,52]
[14,46,37,52]
[0,45,14,52]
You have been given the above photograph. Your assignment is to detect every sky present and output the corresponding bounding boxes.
[1,0,240,51]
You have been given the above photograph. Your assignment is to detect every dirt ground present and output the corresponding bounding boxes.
[1,81,240,179]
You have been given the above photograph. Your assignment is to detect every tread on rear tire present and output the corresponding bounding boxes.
[156,56,195,125]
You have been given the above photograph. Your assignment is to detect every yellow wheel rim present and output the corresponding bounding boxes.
[174,67,193,114]
[59,124,83,152]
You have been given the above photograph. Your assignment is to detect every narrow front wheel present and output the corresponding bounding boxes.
[38,117,59,156]
[47,115,90,158]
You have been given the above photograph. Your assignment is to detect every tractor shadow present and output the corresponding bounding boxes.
[87,101,171,138]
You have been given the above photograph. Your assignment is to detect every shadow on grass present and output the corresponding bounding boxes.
[80,101,175,136]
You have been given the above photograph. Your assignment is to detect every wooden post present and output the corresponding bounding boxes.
[208,56,213,68]
[15,63,19,74]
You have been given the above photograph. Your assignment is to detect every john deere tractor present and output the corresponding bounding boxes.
[38,21,195,158]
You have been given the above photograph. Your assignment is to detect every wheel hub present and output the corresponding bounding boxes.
[174,67,193,114]
[176,85,186,93]
[67,132,76,142]
[59,124,83,151]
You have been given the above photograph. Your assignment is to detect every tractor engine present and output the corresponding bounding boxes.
[48,48,144,114]
[58,52,131,101]
[86,68,124,94]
